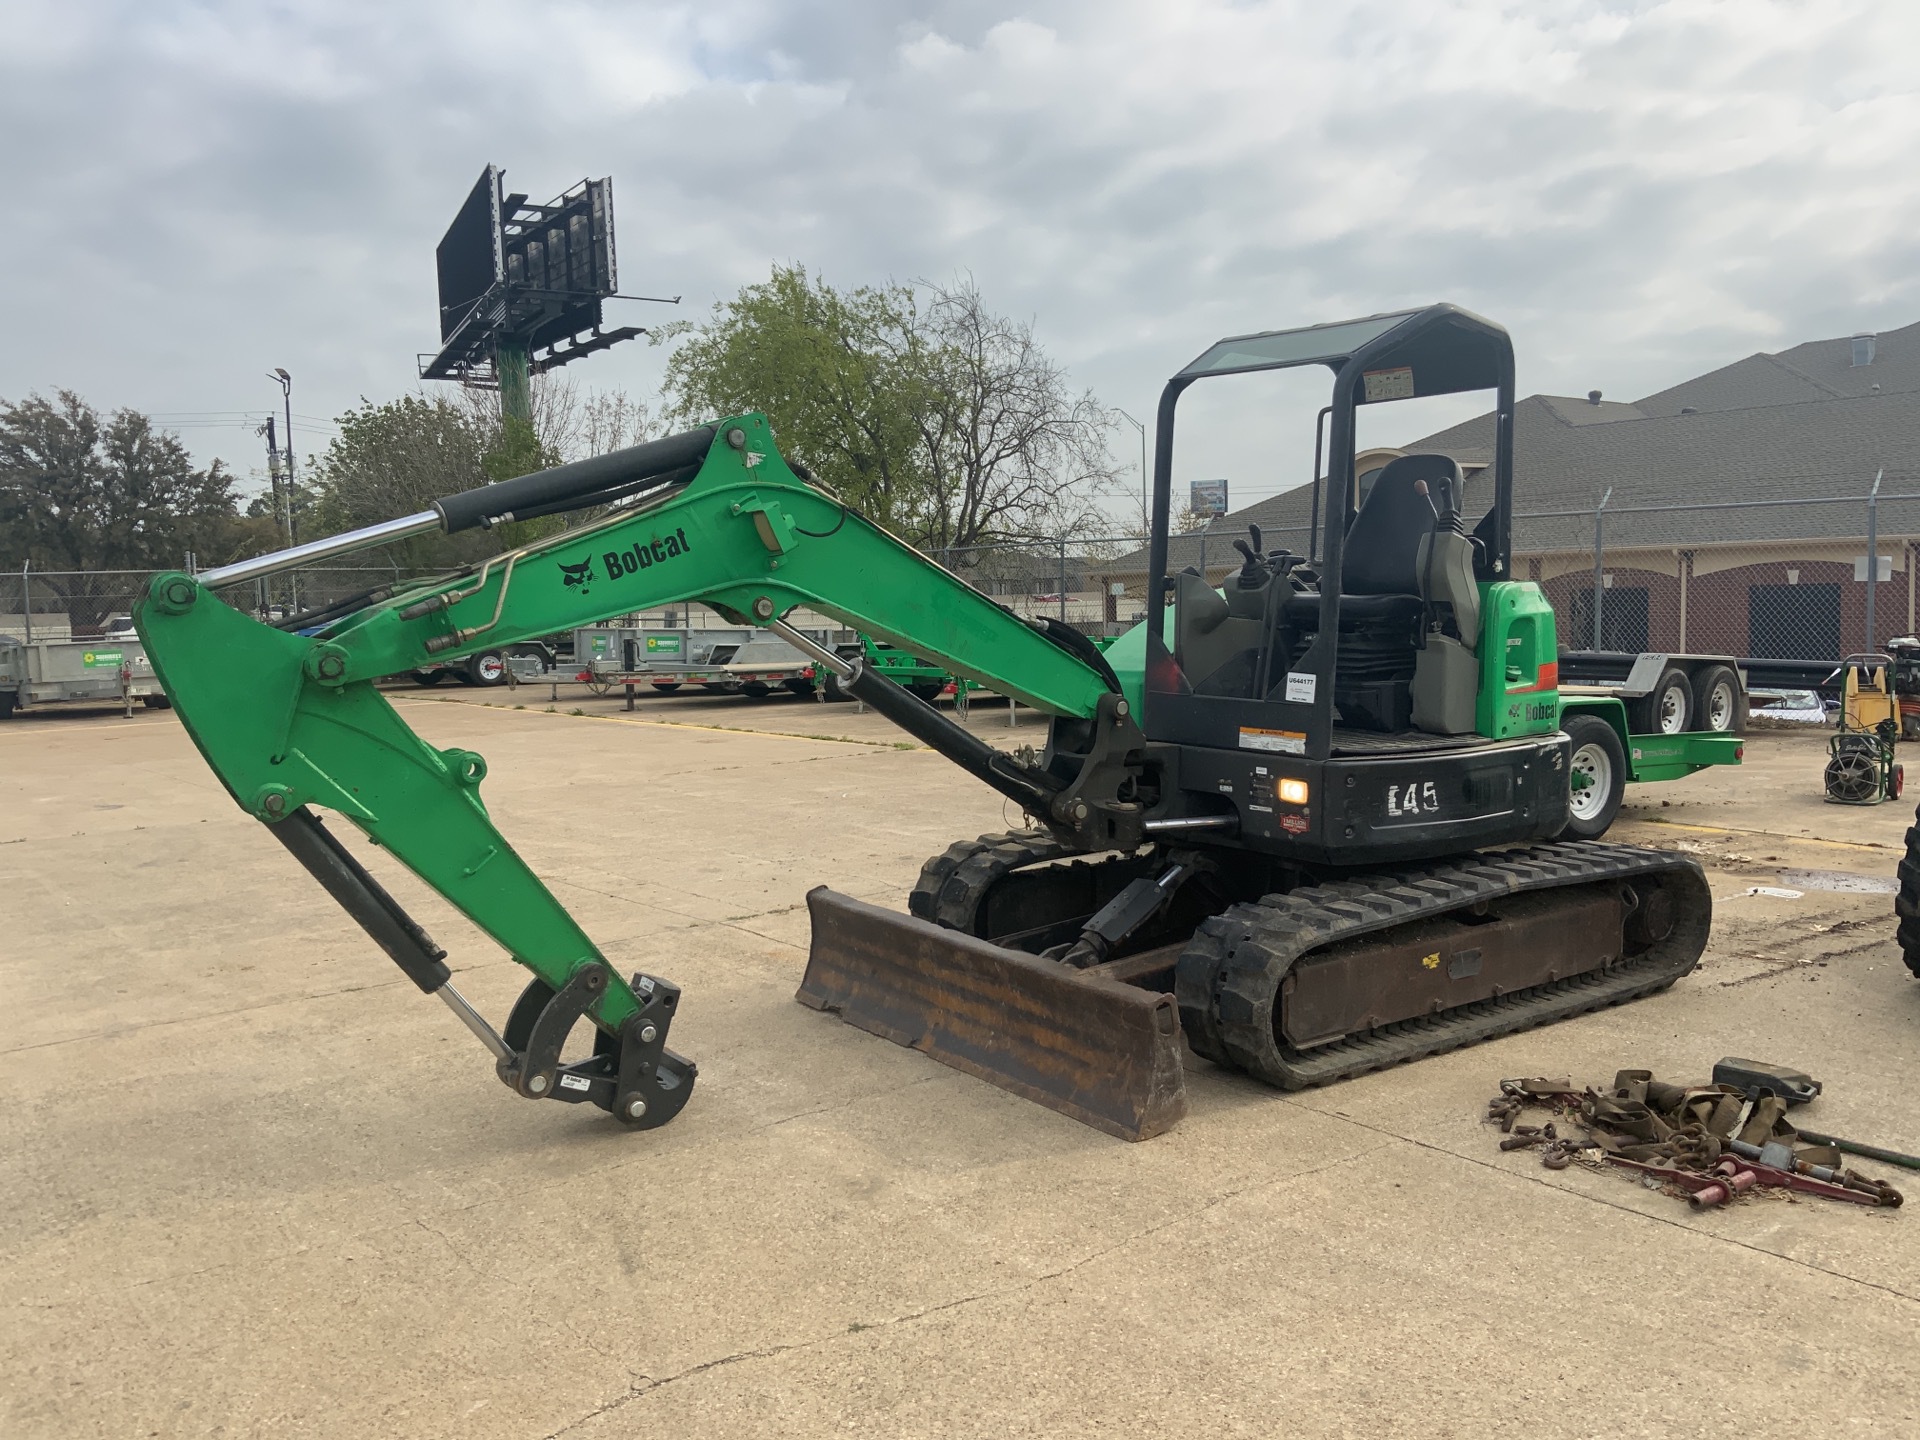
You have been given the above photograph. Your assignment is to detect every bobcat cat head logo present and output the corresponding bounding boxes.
[558,558,595,591]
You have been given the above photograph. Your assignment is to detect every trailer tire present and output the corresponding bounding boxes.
[0,691,15,719]
[1692,664,1740,732]
[783,678,816,697]
[906,680,946,703]
[822,671,853,702]
[740,682,772,698]
[1558,714,1627,840]
[140,694,172,710]
[413,670,447,686]
[651,682,682,694]
[466,650,508,687]
[1629,667,1693,735]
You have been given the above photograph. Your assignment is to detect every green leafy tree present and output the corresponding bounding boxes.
[659,266,930,535]
[658,267,1118,551]
[308,393,564,568]
[0,390,242,570]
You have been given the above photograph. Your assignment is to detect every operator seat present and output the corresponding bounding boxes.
[1281,454,1461,730]
[1283,454,1450,630]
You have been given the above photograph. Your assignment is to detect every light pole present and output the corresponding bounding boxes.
[267,368,295,548]
[1115,409,1148,537]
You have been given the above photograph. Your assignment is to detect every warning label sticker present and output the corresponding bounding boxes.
[1239,727,1306,755]
[1362,366,1415,402]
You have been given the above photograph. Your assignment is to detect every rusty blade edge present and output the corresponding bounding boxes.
[797,886,1188,1142]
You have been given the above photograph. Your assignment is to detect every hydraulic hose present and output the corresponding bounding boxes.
[842,659,1059,814]
[433,426,717,534]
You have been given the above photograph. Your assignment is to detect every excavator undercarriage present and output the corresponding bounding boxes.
[802,833,1706,1139]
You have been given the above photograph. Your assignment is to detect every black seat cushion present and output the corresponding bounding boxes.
[1283,591,1425,631]
[1342,454,1451,596]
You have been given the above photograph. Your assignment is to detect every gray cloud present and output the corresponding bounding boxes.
[5,0,1917,517]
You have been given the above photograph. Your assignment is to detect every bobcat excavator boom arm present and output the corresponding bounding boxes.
[135,415,1145,1131]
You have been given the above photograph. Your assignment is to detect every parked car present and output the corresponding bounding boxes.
[1748,688,1831,725]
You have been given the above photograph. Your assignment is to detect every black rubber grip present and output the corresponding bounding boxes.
[432,425,717,534]
[270,807,452,993]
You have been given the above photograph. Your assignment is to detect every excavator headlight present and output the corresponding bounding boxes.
[1277,777,1310,806]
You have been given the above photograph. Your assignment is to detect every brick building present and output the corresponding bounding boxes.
[1102,320,1920,661]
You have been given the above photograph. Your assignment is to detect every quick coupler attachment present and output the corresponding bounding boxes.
[499,967,697,1129]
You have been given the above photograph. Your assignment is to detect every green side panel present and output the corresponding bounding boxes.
[1476,581,1561,739]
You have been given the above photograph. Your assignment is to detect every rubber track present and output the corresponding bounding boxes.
[1895,806,1920,979]
[1180,842,1713,1089]
[910,830,1121,933]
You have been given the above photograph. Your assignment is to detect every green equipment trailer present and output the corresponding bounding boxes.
[1556,694,1743,839]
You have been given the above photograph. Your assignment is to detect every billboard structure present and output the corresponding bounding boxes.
[421,165,672,421]
[1189,478,1229,519]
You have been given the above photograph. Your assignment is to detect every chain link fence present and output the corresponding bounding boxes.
[0,566,445,642]
[1517,483,1920,664]
[12,485,1915,669]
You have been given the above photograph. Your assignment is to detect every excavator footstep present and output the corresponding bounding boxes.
[797,887,1188,1141]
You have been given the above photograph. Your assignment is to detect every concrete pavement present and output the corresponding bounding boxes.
[3,699,1917,1438]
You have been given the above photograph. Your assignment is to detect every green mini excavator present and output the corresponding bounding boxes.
[137,304,1710,1140]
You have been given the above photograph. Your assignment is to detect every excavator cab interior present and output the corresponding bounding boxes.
[1144,304,1526,756]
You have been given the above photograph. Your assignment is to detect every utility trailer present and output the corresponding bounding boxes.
[577,626,824,697]
[1548,651,1748,837]
[1557,650,1748,734]
[813,638,950,703]
[0,635,170,717]
[1554,692,1742,838]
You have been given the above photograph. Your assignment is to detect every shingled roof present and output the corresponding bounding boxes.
[1122,319,1920,575]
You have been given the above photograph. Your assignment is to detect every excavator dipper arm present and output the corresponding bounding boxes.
[134,416,1141,1131]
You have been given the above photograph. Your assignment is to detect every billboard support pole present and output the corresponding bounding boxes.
[498,341,533,427]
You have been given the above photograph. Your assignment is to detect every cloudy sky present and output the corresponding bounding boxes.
[7,0,1919,519]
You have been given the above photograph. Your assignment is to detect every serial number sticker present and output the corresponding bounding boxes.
[558,1074,593,1092]
[1284,671,1316,704]
[1239,727,1306,755]
[1362,366,1415,402]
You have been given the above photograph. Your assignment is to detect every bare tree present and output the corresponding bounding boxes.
[902,278,1122,552]
[573,389,660,457]
[458,371,577,462]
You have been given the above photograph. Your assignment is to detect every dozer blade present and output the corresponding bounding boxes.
[799,888,1188,1141]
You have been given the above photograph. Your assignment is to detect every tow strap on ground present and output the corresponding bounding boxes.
[1486,1071,1904,1209]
